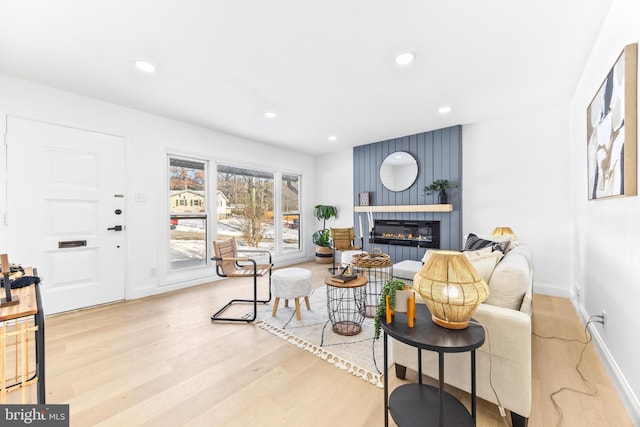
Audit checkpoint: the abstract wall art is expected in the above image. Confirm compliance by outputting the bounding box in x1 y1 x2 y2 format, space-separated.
587 43 637 200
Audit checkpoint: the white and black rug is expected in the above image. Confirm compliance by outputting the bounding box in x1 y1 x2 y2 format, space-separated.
251 287 385 388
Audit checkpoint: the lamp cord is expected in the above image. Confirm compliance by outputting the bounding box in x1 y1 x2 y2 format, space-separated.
469 320 510 427
532 315 601 427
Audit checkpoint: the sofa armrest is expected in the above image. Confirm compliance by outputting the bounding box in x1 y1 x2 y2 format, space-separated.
471 303 531 362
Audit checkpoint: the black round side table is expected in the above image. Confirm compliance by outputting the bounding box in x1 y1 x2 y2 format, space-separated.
324 276 368 336
381 303 485 427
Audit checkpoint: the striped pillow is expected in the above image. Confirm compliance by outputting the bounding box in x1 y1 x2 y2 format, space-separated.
464 233 511 253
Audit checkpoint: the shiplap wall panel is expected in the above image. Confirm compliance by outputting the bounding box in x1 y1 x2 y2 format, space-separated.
353 125 462 263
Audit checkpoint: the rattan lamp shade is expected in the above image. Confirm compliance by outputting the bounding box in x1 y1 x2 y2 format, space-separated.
491 227 517 238
413 250 489 329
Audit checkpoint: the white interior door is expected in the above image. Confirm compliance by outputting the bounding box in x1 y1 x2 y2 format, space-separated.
6 117 125 314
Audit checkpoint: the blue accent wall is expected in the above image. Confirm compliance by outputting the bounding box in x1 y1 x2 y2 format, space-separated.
353 125 462 263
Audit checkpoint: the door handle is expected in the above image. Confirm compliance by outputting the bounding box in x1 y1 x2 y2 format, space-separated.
107 225 123 231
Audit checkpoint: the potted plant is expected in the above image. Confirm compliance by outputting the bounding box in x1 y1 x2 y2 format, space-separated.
424 179 459 204
312 204 337 264
374 279 408 339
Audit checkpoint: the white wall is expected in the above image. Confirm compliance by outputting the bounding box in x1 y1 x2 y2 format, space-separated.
0 75 316 299
569 0 640 421
463 107 573 296
314 148 354 229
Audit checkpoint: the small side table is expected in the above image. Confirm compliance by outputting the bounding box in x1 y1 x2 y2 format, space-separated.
0 271 45 404
352 256 393 318
324 276 368 336
382 304 484 427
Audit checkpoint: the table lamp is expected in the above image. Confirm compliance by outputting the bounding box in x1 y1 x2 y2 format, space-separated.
413 250 489 329
491 227 517 238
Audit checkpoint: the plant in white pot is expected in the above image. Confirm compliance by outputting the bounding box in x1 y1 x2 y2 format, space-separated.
374 279 410 339
312 204 337 264
424 179 459 204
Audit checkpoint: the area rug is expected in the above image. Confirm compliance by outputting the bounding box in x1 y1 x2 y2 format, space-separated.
251 287 385 388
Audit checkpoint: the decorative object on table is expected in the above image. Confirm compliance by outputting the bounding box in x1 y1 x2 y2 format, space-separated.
352 248 391 268
491 226 517 238
358 192 370 206
1 254 20 307
424 179 459 204
374 278 407 339
385 288 415 328
413 250 489 329
312 204 337 264
331 263 358 283
587 43 637 200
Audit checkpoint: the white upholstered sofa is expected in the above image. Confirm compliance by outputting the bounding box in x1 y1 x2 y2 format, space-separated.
391 240 533 427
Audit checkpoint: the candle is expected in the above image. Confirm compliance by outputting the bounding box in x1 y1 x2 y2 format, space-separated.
359 215 363 238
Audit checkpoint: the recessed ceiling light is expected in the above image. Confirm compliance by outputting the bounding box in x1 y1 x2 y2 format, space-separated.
395 52 415 66
328 135 337 141
134 60 156 73
438 106 453 114
264 112 277 119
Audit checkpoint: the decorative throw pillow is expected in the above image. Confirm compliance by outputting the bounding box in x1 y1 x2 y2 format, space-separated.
485 253 530 310
462 246 493 258
464 250 503 283
464 233 511 253
421 249 434 263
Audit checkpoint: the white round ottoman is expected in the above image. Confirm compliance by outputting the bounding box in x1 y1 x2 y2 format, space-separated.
271 268 312 320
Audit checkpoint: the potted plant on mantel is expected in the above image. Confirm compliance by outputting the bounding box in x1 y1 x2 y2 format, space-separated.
312 204 337 264
424 179 459 204
374 279 409 339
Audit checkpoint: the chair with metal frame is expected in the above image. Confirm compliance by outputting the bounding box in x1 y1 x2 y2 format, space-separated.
329 227 363 273
211 238 272 323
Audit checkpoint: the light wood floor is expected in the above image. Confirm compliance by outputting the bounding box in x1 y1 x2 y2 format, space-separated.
42 261 632 426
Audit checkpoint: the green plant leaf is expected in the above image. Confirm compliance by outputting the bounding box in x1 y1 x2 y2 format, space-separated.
374 279 408 339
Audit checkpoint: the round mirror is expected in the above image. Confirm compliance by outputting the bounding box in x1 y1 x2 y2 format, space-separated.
379 151 418 192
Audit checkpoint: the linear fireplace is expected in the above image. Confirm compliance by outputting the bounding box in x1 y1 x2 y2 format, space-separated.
370 219 440 248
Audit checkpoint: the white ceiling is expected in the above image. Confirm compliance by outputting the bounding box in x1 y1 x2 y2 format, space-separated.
0 1 613 156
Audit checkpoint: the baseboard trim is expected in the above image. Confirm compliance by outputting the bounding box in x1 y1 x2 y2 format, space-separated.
533 281 570 298
572 298 640 426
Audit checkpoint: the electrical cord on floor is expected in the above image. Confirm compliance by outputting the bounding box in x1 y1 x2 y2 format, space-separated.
469 320 510 427
532 315 603 427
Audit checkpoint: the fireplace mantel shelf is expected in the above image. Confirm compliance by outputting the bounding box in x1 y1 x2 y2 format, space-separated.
354 204 453 213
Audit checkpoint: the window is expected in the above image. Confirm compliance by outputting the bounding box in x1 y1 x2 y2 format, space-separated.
169 157 208 270
282 174 300 252
217 165 274 250
216 165 301 256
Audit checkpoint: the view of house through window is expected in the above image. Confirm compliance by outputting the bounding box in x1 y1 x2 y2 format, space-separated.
169 157 208 270
217 165 301 254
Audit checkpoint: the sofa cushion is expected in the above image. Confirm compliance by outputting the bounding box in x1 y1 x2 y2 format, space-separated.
462 246 493 258
486 252 530 310
393 260 423 280
464 249 503 283
464 233 511 253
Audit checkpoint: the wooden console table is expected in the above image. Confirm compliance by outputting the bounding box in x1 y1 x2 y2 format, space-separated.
0 267 45 404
